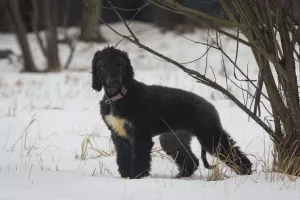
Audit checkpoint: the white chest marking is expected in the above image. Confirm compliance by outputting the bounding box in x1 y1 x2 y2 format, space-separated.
104 114 128 138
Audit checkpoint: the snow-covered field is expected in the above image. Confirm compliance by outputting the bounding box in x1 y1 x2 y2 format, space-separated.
0 22 299 199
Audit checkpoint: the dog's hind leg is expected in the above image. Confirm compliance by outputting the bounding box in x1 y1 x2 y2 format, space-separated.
159 131 199 178
201 148 216 170
195 123 252 175
111 132 132 178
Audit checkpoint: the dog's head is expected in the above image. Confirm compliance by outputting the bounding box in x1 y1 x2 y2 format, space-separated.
92 46 134 96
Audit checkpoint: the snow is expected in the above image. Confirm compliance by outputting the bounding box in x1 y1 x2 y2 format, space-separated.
0 22 299 199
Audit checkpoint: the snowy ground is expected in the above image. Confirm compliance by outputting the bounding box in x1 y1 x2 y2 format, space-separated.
0 22 299 199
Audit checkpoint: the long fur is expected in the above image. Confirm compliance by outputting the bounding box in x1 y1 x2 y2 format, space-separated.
159 131 215 178
92 46 252 179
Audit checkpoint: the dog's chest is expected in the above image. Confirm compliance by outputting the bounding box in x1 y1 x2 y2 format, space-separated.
104 114 129 138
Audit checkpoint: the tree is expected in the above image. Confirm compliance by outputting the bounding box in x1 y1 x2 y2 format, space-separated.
101 0 300 175
43 0 61 72
7 0 37 72
6 0 63 72
79 0 106 42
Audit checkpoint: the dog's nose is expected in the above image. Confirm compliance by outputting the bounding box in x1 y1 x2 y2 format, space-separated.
106 77 121 86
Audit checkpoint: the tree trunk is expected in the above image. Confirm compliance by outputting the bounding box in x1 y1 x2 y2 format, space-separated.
7 0 37 72
79 0 106 42
43 0 61 72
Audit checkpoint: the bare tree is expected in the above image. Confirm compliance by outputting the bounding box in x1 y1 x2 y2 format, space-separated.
99 0 300 175
7 0 37 72
80 0 106 42
32 0 75 71
6 0 63 72
43 0 61 72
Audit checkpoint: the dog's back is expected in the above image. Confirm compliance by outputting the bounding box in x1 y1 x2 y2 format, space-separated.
139 83 221 134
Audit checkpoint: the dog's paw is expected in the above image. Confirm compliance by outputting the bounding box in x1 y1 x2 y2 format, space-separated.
207 165 216 170
175 172 192 178
119 169 131 179
130 171 151 179
121 175 131 179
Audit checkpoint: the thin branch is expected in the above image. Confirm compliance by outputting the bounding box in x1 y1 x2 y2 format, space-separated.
233 29 241 81
179 47 211 65
172 31 218 50
253 70 264 117
128 0 152 25
107 0 139 42
209 65 216 82
204 29 210 77
151 0 253 48
206 32 270 104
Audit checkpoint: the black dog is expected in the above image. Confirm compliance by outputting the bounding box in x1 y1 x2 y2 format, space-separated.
92 46 252 179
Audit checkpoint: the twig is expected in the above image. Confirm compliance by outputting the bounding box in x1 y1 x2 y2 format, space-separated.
107 0 139 42
172 31 218 50
233 29 241 81
204 29 210 76
179 46 211 65
253 70 264 117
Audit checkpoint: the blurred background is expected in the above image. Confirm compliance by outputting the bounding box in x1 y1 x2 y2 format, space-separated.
0 0 224 32
0 0 228 72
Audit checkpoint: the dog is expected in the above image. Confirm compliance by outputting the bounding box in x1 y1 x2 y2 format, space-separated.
92 46 252 179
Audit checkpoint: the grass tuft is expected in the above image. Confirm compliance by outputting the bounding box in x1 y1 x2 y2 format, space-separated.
80 132 115 160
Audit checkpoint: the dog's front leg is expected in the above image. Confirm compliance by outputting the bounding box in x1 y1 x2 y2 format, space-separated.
130 133 153 179
111 132 132 178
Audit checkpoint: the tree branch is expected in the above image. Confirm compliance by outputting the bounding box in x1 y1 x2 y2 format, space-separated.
107 0 139 42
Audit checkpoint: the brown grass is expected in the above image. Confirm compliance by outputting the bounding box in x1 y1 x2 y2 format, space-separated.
80 133 115 160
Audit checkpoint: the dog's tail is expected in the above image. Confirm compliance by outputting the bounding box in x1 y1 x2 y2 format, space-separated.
215 130 252 175
197 129 252 175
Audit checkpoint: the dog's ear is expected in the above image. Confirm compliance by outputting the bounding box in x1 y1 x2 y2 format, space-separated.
91 50 102 92
127 64 134 80
122 51 135 80
92 71 102 92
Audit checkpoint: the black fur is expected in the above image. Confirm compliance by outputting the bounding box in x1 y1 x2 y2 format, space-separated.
159 131 215 178
92 46 252 179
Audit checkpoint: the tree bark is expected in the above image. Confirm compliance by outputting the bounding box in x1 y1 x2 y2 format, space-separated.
43 0 61 72
7 0 37 72
79 0 106 42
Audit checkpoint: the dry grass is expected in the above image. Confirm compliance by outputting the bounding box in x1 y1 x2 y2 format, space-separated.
271 142 300 180
80 132 115 160
10 115 37 151
207 160 229 181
